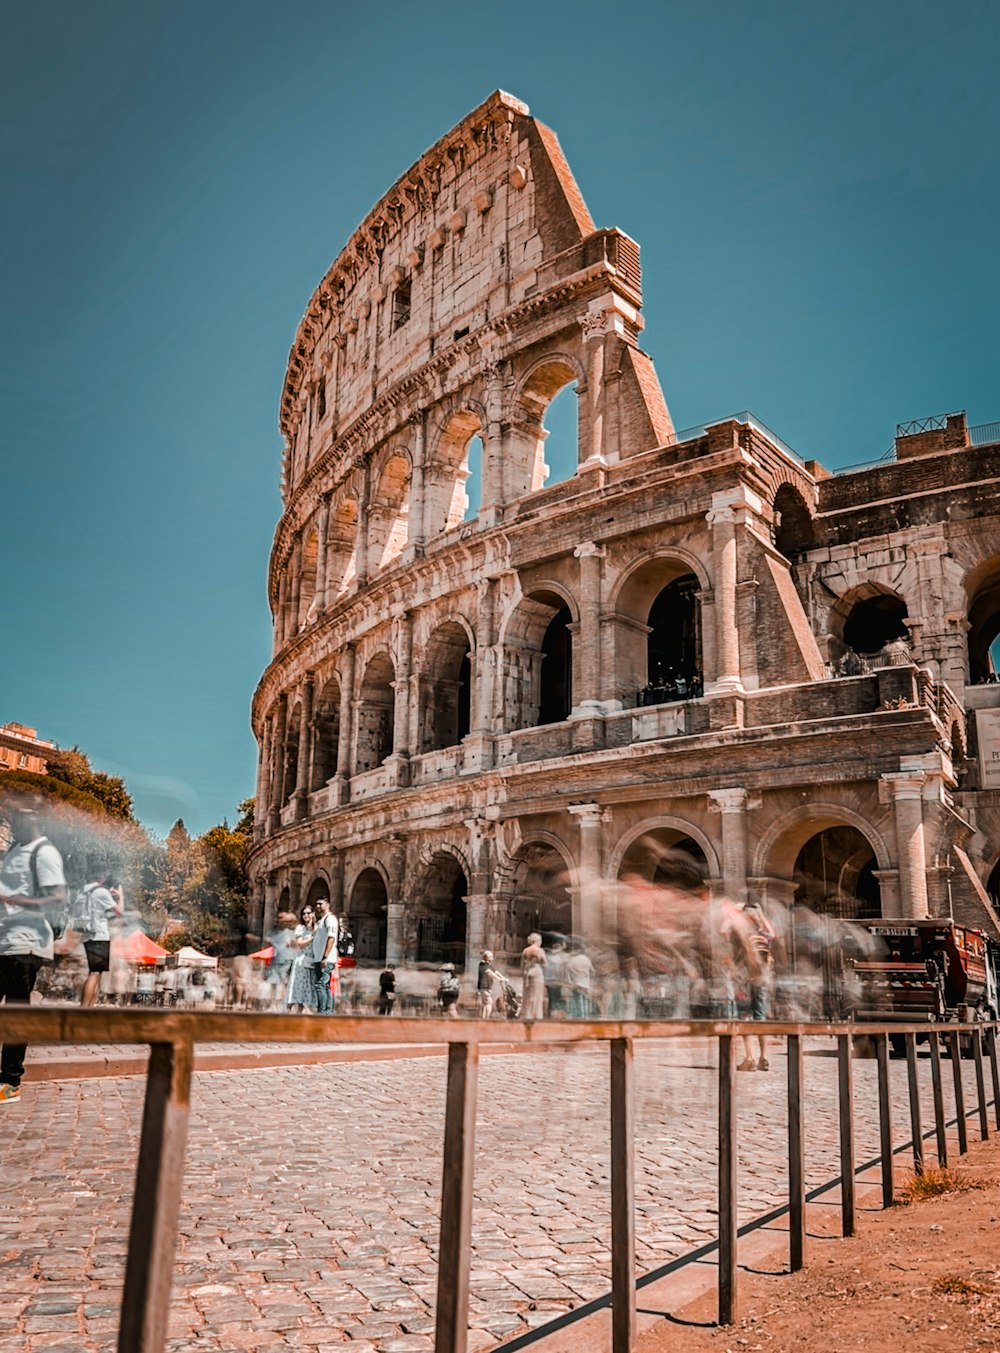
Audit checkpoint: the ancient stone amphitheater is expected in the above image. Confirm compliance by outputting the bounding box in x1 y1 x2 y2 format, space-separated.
247 91 1000 970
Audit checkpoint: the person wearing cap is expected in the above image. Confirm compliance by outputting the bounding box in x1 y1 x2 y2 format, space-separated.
476 949 503 1020
0 801 67 1104
437 962 460 1017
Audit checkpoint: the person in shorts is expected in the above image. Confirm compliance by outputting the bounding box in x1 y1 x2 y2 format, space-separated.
737 901 777 1071
73 867 125 1007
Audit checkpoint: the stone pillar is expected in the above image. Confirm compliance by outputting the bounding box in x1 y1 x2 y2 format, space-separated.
388 609 412 784
568 803 606 941
315 493 331 616
572 541 605 713
883 771 930 918
408 413 426 549
333 644 356 803
267 695 288 832
464 817 495 972
708 787 749 905
329 852 345 916
288 533 303 636
292 675 314 820
386 902 405 966
261 875 279 940
253 715 271 839
480 352 504 522
706 502 741 692
385 834 407 964
356 457 373 585
579 310 607 471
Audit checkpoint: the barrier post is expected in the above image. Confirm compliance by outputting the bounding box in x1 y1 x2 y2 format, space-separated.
948 1031 968 1155
787 1034 805 1271
973 1027 989 1141
118 1038 193 1353
610 1038 636 1353
837 1033 855 1237
989 1026 1000 1131
875 1034 894 1207
718 1034 738 1326
929 1034 948 1167
904 1033 924 1176
434 1040 479 1353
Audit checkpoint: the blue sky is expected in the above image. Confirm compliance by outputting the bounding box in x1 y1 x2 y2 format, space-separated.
2 1 998 836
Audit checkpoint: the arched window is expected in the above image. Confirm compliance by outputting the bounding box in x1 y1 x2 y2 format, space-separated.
505 842 573 943
369 453 410 571
356 654 395 773
420 622 471 752
773 484 816 558
347 868 388 964
414 855 468 967
541 383 578 487
842 592 908 656
297 529 319 629
327 497 358 600
619 829 709 885
510 360 579 498
310 677 340 789
793 826 880 919
539 606 573 724
503 590 577 731
283 706 300 805
426 410 483 536
968 564 1000 684
463 435 484 522
644 574 702 704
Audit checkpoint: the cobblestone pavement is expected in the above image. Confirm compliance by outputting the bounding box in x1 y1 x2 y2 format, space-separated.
0 1038 989 1351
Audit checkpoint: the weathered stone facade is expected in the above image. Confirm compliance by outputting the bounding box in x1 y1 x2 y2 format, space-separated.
247 91 1000 967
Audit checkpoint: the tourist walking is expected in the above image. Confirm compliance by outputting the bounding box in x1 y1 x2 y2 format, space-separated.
520 931 547 1020
565 942 596 1019
70 866 125 1008
437 962 460 1016
286 903 317 1012
0 800 67 1104
737 901 777 1071
476 950 503 1019
378 963 397 1015
311 897 339 1014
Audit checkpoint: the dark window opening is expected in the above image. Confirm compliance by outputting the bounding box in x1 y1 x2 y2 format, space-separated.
843 595 908 656
392 280 411 331
453 326 469 341
316 380 326 421
642 574 702 704
539 606 572 725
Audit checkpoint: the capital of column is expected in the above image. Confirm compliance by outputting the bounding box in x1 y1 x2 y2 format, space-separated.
881 770 927 801
573 541 606 560
568 802 609 826
708 787 748 814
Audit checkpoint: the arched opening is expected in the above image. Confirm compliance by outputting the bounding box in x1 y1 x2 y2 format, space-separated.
643 574 702 704
968 564 1000 684
414 854 468 967
277 885 291 912
327 497 358 600
463 436 484 523
793 826 881 919
356 653 395 773
298 530 319 629
426 411 483 536
370 453 410 571
305 877 331 910
310 677 341 789
509 360 579 498
283 705 301 805
347 868 388 964
773 484 816 558
503 590 576 731
419 622 472 752
841 590 909 657
505 842 573 945
618 829 709 885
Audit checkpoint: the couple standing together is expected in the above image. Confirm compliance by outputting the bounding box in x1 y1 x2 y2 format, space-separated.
286 897 339 1013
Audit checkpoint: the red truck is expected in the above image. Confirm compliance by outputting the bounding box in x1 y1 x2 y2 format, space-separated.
850 918 998 1055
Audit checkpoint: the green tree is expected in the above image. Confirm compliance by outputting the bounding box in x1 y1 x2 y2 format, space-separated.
46 746 135 822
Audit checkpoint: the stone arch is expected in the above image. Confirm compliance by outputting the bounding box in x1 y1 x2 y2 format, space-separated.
752 802 891 883
508 353 583 496
501 585 578 731
283 700 302 805
773 483 817 557
310 673 341 788
965 555 1000 683
411 850 469 967
611 553 707 704
418 618 474 752
304 874 333 911
609 816 721 882
425 408 485 536
346 865 388 963
356 651 395 772
495 833 576 945
327 494 359 599
369 449 410 572
829 583 909 659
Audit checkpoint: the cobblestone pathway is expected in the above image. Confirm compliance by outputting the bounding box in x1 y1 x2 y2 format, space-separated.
0 1039 988 1351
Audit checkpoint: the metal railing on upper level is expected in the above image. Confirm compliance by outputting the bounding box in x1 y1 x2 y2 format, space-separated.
834 418 1000 475
0 1008 997 1353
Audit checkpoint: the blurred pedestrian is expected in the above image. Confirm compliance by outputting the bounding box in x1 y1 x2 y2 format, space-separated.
311 897 339 1014
566 942 596 1019
521 931 547 1020
0 800 67 1104
437 962 460 1017
738 901 777 1071
70 866 125 1008
476 950 503 1019
378 962 397 1015
286 903 318 1012
544 938 568 1018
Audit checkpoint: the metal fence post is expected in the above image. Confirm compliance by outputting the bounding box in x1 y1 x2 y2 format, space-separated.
718 1034 738 1326
904 1034 923 1176
875 1034 894 1208
990 1026 1000 1131
837 1033 855 1237
948 1031 968 1155
118 1039 193 1353
434 1040 479 1353
787 1034 805 1271
610 1038 636 1353
929 1033 948 1167
973 1026 989 1141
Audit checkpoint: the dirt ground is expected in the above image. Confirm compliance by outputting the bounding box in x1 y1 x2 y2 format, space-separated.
637 1134 1000 1353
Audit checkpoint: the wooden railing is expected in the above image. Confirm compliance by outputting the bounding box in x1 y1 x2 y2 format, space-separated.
2 1009 998 1353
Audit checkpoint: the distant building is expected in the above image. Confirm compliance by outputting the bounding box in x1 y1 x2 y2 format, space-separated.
0 723 55 777
247 91 1000 967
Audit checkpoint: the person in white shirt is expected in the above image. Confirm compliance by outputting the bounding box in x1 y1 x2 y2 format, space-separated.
310 897 339 1014
72 866 125 1008
0 800 67 1104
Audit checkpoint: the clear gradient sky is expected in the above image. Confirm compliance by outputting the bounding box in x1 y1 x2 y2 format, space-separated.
3 1 998 837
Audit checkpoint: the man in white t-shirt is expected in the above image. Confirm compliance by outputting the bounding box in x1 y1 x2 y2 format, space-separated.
72 866 126 1008
0 801 67 1104
310 897 339 1014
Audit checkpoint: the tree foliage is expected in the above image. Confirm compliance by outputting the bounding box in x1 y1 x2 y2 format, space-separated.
46 746 135 822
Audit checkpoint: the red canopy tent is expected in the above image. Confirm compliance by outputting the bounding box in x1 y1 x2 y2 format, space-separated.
248 945 274 963
112 930 168 964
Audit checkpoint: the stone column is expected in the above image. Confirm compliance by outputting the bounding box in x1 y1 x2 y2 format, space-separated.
329 852 345 916
389 608 412 784
253 715 271 839
572 542 605 713
883 771 930 918
708 787 749 905
408 413 426 549
333 644 356 804
385 834 407 963
261 875 279 941
267 695 288 832
568 803 606 941
354 457 371 584
579 310 608 471
479 343 505 520
464 817 495 971
292 675 314 821
288 533 303 636
706 502 741 692
315 493 331 616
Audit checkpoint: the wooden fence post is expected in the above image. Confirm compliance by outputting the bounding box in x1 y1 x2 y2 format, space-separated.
610 1038 636 1353
973 1026 989 1141
904 1033 923 1176
875 1034 894 1208
837 1033 855 1237
787 1034 805 1271
949 1031 968 1155
929 1034 948 1167
989 1026 1000 1131
718 1035 738 1326
434 1040 479 1353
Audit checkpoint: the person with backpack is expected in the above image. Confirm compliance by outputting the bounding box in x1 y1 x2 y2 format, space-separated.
70 866 125 1008
0 799 67 1104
